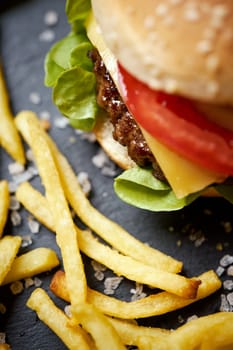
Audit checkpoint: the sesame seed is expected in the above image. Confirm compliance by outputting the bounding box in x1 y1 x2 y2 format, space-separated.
183 8 200 22
196 40 213 54
144 16 155 29
155 3 168 16
207 81 219 96
206 55 219 72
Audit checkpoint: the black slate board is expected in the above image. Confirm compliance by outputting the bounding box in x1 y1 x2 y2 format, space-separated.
0 0 233 349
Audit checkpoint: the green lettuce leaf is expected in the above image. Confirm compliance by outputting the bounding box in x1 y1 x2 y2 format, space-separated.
66 0 91 23
114 167 201 211
53 66 97 131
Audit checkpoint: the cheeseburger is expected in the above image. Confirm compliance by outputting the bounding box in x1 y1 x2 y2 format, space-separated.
45 0 233 211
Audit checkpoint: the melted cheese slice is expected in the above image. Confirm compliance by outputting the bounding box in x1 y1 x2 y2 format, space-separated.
86 13 225 198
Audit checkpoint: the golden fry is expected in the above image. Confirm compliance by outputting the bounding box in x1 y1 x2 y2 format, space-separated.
3 248 59 285
0 65 25 164
0 235 22 285
0 180 10 238
50 270 220 319
16 182 54 232
165 312 233 349
15 110 86 306
71 302 127 350
27 288 91 350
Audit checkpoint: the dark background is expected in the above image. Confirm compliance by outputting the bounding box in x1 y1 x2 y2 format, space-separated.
0 0 233 348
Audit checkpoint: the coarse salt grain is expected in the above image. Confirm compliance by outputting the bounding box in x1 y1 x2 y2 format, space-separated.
91 260 106 272
54 116 69 128
8 162 24 176
10 210 21 226
21 235 32 248
26 149 35 162
29 92 41 105
24 278 34 288
186 315 198 322
226 292 233 306
9 181 18 194
92 149 109 168
77 172 92 196
64 305 72 318
10 281 24 295
39 29 55 42
104 276 123 295
220 254 233 267
223 280 233 291
219 294 231 312
216 266 225 277
39 110 51 120
227 265 233 277
34 277 42 287
44 10 59 27
10 196 20 211
28 218 40 234
12 166 38 185
94 271 105 281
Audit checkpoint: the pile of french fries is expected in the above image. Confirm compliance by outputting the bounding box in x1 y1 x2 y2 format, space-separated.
1 65 233 349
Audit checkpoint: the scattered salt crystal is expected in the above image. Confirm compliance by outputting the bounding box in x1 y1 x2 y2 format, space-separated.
0 333 6 343
28 218 40 234
29 92 41 105
77 130 96 143
39 110 51 120
77 172 91 196
10 281 24 295
203 208 212 215
216 266 225 277
223 280 233 291
44 10 59 26
92 149 108 168
34 277 42 287
64 305 72 318
130 283 147 301
0 304 6 315
219 294 231 312
54 116 69 128
101 164 118 177
10 210 21 226
12 166 38 185
227 266 233 277
21 235 32 248
24 278 34 288
69 136 76 144
39 29 55 42
8 162 24 175
104 276 123 295
194 236 206 247
91 260 106 272
10 196 20 210
220 254 233 267
226 292 233 306
177 315 185 324
186 315 198 322
94 271 105 281
9 181 18 193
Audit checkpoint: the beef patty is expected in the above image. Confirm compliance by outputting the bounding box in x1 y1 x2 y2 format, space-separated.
89 49 167 182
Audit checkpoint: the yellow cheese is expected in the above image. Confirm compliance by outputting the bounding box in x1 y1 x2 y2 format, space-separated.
141 128 224 198
86 12 225 198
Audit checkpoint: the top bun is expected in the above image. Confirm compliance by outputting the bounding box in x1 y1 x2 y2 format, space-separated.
91 0 233 105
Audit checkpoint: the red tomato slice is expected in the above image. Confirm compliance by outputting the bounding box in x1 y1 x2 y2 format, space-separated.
118 64 233 176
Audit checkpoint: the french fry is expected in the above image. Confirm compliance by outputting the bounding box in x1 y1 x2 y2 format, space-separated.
162 312 233 349
3 248 59 285
50 270 220 319
0 65 25 164
16 182 54 232
0 235 22 285
15 177 199 298
107 317 169 347
15 110 181 273
15 110 86 306
71 302 127 350
0 180 10 238
27 288 91 350
0 345 11 350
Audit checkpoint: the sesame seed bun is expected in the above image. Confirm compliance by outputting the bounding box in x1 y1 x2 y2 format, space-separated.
91 0 233 105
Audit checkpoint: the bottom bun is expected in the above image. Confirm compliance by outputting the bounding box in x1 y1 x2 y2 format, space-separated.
94 114 221 199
